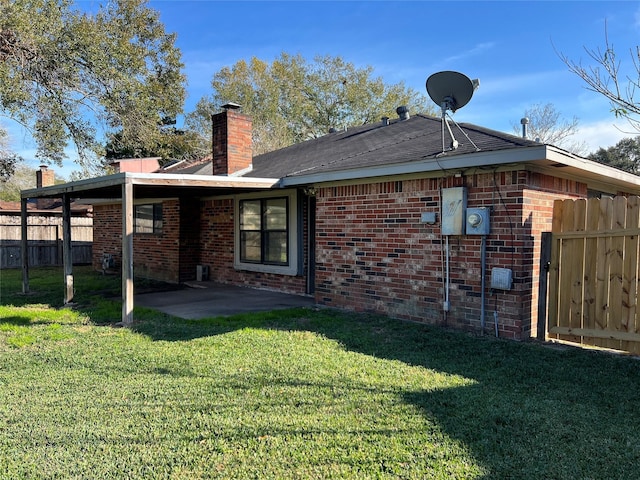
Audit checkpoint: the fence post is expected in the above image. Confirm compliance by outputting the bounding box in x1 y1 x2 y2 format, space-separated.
537 232 552 340
122 179 134 326
62 194 74 304
21 198 29 294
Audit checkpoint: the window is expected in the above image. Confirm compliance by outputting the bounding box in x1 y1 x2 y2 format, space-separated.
135 203 163 234
235 190 299 276
239 197 288 265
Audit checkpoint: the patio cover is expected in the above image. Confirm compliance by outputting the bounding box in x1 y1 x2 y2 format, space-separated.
20 172 280 325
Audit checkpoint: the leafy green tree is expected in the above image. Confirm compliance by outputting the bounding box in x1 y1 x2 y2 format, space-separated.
0 127 20 182
512 103 588 155
187 53 434 155
0 0 186 175
0 163 36 201
104 125 209 166
588 136 640 174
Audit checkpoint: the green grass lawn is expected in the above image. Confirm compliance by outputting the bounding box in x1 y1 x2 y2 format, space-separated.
1 266 640 479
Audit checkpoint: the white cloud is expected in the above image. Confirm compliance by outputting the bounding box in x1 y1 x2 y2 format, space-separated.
443 42 496 65
573 119 635 152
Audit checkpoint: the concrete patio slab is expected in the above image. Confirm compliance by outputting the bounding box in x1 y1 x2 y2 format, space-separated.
134 282 315 319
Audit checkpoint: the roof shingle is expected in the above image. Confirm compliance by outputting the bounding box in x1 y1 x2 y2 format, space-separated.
246 114 540 179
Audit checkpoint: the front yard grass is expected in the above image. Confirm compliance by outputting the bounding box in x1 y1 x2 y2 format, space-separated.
1 266 640 478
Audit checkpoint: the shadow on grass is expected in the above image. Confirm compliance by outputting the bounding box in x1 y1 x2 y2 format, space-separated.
0 315 31 326
5 266 640 478
129 309 640 479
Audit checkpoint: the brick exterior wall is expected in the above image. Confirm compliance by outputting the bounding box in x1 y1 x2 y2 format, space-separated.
91 167 592 339
93 200 196 283
198 197 308 294
313 169 586 340
93 195 308 294
92 203 122 272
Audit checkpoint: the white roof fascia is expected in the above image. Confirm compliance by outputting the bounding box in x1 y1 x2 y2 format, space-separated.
280 144 640 189
280 145 550 187
22 172 127 198
126 172 280 187
21 172 280 199
543 148 640 188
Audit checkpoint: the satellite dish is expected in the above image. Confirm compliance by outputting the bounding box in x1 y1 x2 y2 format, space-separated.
426 71 479 113
425 71 480 153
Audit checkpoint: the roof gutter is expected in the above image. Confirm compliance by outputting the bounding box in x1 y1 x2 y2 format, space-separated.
279 145 640 192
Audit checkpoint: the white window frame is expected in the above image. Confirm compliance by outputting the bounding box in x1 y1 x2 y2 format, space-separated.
234 189 298 275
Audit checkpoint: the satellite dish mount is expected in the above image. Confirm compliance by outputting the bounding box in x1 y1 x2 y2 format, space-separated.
426 71 480 154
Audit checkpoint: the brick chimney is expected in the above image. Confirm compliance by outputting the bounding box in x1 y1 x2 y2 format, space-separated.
211 102 253 175
36 165 55 188
36 165 55 210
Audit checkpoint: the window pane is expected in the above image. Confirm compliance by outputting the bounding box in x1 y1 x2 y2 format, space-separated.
153 204 163 233
265 231 288 264
264 198 287 230
240 200 261 230
241 231 261 262
135 205 154 233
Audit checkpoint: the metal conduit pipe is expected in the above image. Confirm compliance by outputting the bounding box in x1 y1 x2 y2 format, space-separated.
480 234 487 334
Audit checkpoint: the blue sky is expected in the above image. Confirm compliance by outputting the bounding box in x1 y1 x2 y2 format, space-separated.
7 0 640 178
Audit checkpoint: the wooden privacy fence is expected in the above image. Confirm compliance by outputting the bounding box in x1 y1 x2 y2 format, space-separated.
548 196 640 354
0 223 93 269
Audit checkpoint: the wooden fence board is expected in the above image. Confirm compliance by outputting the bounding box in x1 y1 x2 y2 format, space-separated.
547 199 564 339
0 224 93 269
594 197 614 349
605 197 627 351
582 197 601 345
622 197 640 353
549 195 640 354
558 199 581 343
558 200 585 343
570 199 587 334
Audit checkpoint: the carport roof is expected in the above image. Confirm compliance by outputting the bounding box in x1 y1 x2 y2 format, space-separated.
21 171 280 201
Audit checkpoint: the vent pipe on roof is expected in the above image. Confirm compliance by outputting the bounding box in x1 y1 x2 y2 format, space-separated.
520 117 529 139
381 116 389 126
396 106 410 121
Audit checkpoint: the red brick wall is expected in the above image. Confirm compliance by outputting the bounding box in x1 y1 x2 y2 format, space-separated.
133 200 181 283
93 195 308 294
92 201 184 283
198 197 308 294
314 170 588 339
92 203 122 272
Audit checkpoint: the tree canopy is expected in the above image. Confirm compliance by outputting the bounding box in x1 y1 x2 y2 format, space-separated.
0 127 20 182
0 163 40 201
512 103 588 155
186 53 434 155
0 0 186 175
104 125 209 166
558 23 640 133
588 136 640 175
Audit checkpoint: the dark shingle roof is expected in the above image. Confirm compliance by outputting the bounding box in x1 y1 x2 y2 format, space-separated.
246 114 541 179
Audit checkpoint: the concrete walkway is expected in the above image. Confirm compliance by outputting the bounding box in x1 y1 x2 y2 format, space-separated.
134 282 315 319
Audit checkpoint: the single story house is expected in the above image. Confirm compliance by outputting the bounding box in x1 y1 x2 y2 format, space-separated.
21 104 640 338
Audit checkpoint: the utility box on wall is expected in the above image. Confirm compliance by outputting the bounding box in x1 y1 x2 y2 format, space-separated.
441 187 467 235
491 267 513 290
466 207 491 235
